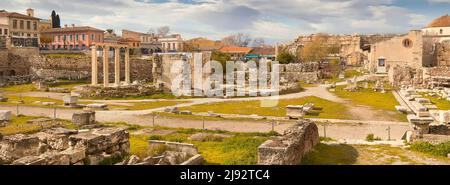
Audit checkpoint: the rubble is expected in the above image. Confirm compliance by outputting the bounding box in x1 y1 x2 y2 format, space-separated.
72 111 96 126
0 126 130 165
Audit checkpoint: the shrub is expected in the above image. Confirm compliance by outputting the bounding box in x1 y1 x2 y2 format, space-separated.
410 141 450 157
365 134 381 142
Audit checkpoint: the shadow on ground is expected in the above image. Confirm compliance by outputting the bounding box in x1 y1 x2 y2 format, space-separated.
301 143 359 165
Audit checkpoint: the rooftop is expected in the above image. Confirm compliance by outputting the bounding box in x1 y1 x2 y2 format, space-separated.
0 10 40 20
41 26 104 33
427 14 450 28
219 46 253 54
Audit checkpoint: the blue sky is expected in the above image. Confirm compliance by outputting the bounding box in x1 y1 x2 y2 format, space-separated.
1 0 449 44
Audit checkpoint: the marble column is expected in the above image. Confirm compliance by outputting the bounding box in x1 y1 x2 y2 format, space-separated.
114 47 120 86
125 47 130 84
91 46 98 85
103 46 110 87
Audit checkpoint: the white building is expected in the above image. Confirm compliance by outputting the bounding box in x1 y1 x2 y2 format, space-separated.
422 14 450 42
159 34 183 52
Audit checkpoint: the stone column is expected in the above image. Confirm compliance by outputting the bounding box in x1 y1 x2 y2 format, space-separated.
114 47 121 86
125 47 130 84
91 46 98 85
103 46 110 87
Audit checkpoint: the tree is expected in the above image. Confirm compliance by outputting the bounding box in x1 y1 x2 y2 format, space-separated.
252 37 265 47
157 26 170 37
211 50 232 71
147 28 156 34
277 51 296 64
106 29 114 34
55 14 61 28
300 33 338 62
221 33 252 47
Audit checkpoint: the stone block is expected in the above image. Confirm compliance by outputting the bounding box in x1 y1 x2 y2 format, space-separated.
0 134 40 163
257 120 319 165
0 110 12 121
72 111 96 126
60 148 86 164
12 156 47 165
63 95 78 106
85 104 108 110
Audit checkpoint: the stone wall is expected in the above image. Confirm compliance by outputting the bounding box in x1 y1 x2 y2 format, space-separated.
78 84 162 98
436 41 450 67
429 125 450 135
258 120 319 165
29 55 153 82
0 127 130 165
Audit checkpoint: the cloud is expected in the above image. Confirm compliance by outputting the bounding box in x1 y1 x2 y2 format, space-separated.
1 0 446 44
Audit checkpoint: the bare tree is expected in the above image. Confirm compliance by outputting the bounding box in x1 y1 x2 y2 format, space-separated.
252 37 265 47
221 33 252 47
157 26 170 37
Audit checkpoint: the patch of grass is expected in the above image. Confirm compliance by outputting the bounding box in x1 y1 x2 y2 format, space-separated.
83 93 194 100
43 53 85 59
332 85 406 121
193 137 267 165
109 101 189 111
0 115 76 136
422 95 450 110
344 69 363 78
301 144 359 165
0 84 36 93
179 96 352 119
0 95 64 108
410 141 450 157
365 133 382 142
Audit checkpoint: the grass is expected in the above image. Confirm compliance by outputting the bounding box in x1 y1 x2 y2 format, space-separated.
179 96 352 120
0 95 63 108
0 115 76 136
302 144 450 165
410 141 450 157
422 94 450 110
344 69 363 78
0 84 36 93
331 83 407 121
82 93 195 100
128 125 274 165
109 101 189 111
43 53 85 59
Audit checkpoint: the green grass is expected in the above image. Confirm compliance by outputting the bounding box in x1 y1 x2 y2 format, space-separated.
344 69 363 78
179 96 352 119
422 95 450 110
301 144 359 165
0 115 76 136
332 84 406 121
410 141 450 157
0 84 36 93
0 95 63 108
43 53 85 59
109 101 189 111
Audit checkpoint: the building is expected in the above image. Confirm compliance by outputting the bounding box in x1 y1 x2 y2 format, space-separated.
184 37 224 51
122 29 161 54
0 9 40 48
219 46 253 61
422 14 450 42
159 34 184 52
41 24 104 50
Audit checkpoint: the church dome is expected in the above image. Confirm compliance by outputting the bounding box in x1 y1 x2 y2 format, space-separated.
427 14 450 28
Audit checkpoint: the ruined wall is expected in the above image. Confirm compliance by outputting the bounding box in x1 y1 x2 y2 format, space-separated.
29 55 153 82
258 120 319 165
436 41 450 67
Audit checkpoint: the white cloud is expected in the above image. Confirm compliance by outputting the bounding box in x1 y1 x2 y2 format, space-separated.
0 0 443 44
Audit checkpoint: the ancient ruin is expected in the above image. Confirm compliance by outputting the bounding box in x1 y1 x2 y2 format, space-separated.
258 120 319 165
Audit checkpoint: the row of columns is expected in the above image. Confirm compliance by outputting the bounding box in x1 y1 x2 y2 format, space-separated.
91 45 131 87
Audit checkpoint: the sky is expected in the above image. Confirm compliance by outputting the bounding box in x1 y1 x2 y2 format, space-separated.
1 0 449 44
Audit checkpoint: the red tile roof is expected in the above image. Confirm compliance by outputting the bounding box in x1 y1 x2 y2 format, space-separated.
0 11 40 20
427 14 450 28
219 46 253 54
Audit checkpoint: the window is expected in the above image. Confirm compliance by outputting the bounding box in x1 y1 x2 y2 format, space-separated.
4 29 7 35
27 33 30 37
0 29 2 35
26 21 31 30
76 34 79 41
402 39 412 48
70 35 73 41
12 20 17 29
91 34 94 41
33 22 37 30
20 20 24 29
58 35 61 41
63 35 66 41
440 29 443 35
82 34 85 41
378 58 386 67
